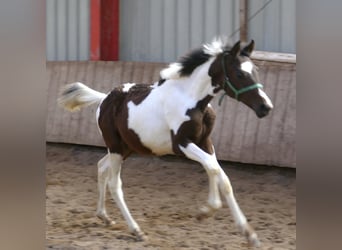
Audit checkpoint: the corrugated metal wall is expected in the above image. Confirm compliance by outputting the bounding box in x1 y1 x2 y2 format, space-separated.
249 0 296 53
45 0 296 61
46 0 90 61
120 0 240 63
120 0 296 63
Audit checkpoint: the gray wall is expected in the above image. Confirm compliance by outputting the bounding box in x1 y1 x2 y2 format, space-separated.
249 0 296 53
120 0 296 63
46 0 296 62
120 0 240 62
46 0 90 61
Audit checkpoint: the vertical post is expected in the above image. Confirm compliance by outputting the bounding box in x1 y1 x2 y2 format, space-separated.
101 0 120 60
90 0 101 60
90 0 120 61
239 0 248 42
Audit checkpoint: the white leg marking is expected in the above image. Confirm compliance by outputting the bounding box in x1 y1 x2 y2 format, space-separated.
106 153 144 239
180 143 222 211
181 143 260 246
217 168 247 225
96 154 114 225
217 168 260 247
180 143 220 174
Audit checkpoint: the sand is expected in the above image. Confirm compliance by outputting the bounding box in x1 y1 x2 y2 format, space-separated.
46 143 296 250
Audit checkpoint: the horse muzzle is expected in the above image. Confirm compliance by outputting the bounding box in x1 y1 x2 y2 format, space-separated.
255 103 272 118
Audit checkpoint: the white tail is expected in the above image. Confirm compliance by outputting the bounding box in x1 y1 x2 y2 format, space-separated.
58 82 107 112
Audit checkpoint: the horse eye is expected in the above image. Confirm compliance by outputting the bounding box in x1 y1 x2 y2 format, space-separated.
237 71 244 79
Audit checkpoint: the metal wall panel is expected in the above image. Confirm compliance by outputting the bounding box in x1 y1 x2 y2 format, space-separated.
46 0 295 61
248 0 296 53
120 0 240 63
46 0 90 61
120 0 296 63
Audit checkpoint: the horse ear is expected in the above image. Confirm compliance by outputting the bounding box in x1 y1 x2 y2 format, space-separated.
242 40 255 57
230 41 241 57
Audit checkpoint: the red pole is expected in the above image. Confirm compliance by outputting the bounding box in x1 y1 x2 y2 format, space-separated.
90 0 119 61
101 0 119 60
90 0 101 60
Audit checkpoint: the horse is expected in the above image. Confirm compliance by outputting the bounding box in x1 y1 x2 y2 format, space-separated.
58 39 273 247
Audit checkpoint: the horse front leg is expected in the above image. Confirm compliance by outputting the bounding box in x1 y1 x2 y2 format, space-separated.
181 142 260 247
179 142 222 216
217 167 261 247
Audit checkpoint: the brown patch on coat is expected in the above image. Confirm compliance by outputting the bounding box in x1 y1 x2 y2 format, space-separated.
208 53 225 93
98 84 154 157
171 95 216 155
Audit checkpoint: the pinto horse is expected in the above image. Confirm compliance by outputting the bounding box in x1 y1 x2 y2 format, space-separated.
58 39 273 247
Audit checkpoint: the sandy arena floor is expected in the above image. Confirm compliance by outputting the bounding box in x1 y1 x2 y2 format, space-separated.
46 143 296 250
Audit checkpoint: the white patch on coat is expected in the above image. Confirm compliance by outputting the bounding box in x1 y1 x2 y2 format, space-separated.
122 83 136 92
95 97 106 136
160 38 226 80
127 58 216 155
96 105 101 134
179 143 220 173
203 37 225 56
160 63 182 80
240 61 254 74
179 143 222 209
258 89 274 108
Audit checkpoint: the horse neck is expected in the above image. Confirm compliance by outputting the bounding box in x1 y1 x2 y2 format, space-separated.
180 57 216 101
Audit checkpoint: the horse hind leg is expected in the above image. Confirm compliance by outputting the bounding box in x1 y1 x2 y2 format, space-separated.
106 153 146 241
96 154 115 225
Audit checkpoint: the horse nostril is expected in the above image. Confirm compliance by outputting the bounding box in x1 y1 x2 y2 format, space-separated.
260 103 271 112
257 104 271 118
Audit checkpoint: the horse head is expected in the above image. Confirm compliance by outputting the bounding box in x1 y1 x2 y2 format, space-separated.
209 40 273 118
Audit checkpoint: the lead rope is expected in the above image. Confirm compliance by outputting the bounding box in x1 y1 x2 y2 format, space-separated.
218 92 226 106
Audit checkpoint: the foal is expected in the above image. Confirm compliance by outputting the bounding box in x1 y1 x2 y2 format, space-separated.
58 39 273 247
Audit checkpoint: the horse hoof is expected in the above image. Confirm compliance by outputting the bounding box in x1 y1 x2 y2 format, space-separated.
105 220 116 226
247 234 261 248
96 212 115 226
241 223 261 248
132 229 148 241
196 205 215 220
196 212 209 221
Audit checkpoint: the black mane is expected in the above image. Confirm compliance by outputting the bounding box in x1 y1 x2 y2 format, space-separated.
178 48 212 77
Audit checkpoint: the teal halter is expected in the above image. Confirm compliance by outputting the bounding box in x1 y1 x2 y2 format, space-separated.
218 53 263 106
